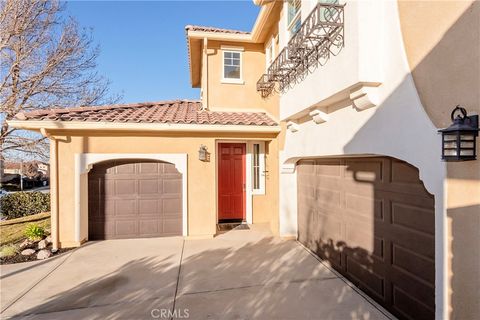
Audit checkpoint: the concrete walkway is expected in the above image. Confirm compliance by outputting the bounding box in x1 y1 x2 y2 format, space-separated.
0 225 393 320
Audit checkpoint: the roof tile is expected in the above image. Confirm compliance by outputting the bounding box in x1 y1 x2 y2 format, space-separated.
15 100 277 127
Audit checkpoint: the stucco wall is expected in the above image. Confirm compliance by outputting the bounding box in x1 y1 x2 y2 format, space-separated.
277 0 447 318
52 131 279 247
205 40 279 118
398 1 480 319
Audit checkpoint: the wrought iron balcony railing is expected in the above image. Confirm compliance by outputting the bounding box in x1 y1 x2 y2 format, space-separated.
257 2 345 98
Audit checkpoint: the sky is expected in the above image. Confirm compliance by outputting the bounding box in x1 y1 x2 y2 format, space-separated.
64 1 259 103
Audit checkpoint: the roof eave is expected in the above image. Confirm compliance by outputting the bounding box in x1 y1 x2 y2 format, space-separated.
7 120 281 134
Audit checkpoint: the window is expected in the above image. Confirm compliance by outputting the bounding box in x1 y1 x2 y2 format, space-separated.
252 142 265 195
223 50 242 82
287 0 301 37
319 0 339 22
265 36 276 70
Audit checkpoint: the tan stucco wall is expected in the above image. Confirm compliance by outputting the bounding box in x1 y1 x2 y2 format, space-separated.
205 40 279 119
51 130 279 247
398 1 480 319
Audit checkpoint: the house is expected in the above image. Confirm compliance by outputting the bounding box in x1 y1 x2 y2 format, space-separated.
7 1 479 319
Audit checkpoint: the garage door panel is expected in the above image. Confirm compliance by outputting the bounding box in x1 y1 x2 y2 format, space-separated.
315 187 341 208
345 194 384 220
344 159 384 183
345 256 385 299
392 244 435 284
163 198 181 215
89 160 182 240
163 218 183 235
315 159 342 176
139 179 160 194
163 179 182 194
139 219 160 235
138 199 160 215
393 285 435 320
391 202 435 236
114 199 136 216
297 157 435 320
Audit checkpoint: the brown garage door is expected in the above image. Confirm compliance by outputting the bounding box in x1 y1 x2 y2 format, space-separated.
297 157 435 320
88 160 182 240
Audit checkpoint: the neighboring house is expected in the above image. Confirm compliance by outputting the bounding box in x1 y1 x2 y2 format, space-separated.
3 162 22 175
7 1 479 320
2 161 49 179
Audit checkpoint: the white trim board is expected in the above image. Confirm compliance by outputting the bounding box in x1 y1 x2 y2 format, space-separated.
74 153 188 241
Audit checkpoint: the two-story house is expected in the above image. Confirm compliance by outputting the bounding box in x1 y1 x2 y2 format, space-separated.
7 1 479 319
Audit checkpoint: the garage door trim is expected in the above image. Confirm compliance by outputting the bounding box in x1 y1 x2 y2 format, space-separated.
75 153 188 241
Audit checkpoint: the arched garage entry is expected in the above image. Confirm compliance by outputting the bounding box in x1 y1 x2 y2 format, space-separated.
296 156 435 320
88 159 182 240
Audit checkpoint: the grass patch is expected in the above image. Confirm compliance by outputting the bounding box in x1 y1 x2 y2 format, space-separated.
0 212 50 246
0 244 18 258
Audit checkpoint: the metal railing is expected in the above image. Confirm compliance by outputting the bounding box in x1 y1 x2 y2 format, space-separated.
257 2 345 97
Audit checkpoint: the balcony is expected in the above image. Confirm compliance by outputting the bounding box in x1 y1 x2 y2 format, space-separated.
257 2 345 98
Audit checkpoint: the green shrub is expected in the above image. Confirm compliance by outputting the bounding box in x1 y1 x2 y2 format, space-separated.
0 244 18 258
24 224 45 241
0 192 50 220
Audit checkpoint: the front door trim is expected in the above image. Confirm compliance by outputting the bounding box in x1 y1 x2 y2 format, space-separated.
215 140 252 224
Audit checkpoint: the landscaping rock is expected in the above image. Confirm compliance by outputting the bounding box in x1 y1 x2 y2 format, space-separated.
21 249 36 256
36 249 51 260
45 235 52 244
37 240 48 249
19 239 33 249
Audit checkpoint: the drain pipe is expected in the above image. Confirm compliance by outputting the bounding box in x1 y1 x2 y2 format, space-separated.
41 128 59 251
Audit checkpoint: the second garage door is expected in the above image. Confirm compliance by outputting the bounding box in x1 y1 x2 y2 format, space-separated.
297 157 435 320
88 159 182 240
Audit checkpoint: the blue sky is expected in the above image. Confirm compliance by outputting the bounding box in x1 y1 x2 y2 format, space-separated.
64 1 259 103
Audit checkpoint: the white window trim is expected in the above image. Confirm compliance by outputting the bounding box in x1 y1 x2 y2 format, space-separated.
221 48 244 84
251 141 266 195
265 36 275 72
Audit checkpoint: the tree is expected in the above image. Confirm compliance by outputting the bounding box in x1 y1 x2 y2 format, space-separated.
0 0 120 161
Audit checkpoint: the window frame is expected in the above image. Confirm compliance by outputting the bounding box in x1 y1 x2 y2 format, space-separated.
265 36 276 71
287 0 302 38
221 46 244 84
251 141 266 195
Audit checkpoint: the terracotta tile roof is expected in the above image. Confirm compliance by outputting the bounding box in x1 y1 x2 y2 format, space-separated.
185 25 250 35
14 100 277 126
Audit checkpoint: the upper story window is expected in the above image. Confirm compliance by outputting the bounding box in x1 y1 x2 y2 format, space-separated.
265 36 275 70
287 0 301 37
222 47 243 84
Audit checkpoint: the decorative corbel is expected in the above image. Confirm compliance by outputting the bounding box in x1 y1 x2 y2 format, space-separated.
286 121 299 133
350 86 380 110
309 109 329 124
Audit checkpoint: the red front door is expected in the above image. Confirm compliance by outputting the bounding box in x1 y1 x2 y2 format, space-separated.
218 143 246 221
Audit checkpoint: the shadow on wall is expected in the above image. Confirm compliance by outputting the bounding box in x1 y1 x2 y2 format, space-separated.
9 236 384 320
447 204 480 318
342 3 480 319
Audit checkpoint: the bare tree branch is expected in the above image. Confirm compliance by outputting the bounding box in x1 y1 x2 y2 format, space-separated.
0 0 121 161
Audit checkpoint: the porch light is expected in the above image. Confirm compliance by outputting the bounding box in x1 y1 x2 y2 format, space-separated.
438 105 479 161
198 145 209 162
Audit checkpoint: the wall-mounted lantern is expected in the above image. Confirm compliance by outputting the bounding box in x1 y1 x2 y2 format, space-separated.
198 145 210 162
438 105 479 161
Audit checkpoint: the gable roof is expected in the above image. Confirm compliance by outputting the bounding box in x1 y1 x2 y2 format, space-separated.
13 100 277 127
185 25 250 35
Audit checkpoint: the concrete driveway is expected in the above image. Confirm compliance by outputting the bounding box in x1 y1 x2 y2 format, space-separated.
0 225 393 320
